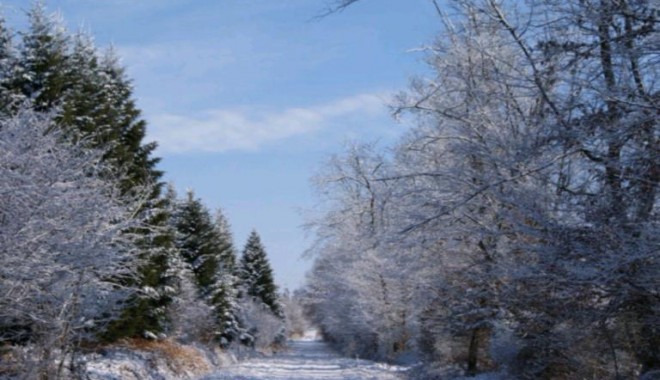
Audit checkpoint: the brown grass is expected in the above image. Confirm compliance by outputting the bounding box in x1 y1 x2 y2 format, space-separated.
116 338 212 376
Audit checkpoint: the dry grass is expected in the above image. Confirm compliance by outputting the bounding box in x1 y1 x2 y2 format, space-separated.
116 338 213 376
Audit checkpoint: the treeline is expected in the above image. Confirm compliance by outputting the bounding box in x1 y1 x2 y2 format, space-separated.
0 5 283 379
302 1 658 379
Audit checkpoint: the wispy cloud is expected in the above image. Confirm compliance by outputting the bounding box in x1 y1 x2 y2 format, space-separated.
148 93 388 154
118 43 237 79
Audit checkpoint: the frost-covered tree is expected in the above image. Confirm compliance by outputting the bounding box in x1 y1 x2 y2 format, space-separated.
303 143 423 361
0 107 147 378
166 250 216 344
280 289 309 339
305 0 658 377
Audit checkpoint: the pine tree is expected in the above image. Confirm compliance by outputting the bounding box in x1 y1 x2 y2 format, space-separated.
102 185 178 341
239 231 282 317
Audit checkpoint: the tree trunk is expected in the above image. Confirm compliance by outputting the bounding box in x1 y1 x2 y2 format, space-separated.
466 328 480 376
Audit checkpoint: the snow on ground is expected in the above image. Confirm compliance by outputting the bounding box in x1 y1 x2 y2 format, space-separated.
201 337 409 380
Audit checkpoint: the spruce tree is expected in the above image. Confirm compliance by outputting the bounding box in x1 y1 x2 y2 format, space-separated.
172 190 241 343
14 3 71 111
209 209 242 345
9 4 162 194
0 17 19 114
175 191 222 291
239 231 282 317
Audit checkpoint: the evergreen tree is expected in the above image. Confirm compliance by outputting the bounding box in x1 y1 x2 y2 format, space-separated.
102 185 178 341
5 3 162 195
64 35 171 341
13 3 71 111
175 190 222 291
209 209 242 345
239 231 282 317
8 4 170 341
172 190 241 343
94 49 162 194
0 16 20 114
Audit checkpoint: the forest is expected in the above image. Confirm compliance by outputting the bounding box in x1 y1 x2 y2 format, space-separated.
0 0 658 379
0 4 291 379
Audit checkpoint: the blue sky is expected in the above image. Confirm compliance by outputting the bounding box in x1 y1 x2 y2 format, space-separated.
2 0 440 289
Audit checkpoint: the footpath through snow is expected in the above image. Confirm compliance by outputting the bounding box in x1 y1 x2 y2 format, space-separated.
202 332 409 380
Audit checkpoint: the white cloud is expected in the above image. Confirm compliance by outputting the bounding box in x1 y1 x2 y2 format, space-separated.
147 93 388 154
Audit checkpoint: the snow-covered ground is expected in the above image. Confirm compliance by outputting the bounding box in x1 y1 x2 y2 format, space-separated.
202 334 409 380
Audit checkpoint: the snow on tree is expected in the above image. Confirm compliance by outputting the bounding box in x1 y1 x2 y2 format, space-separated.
13 3 71 111
304 0 658 378
170 189 242 344
209 208 242 345
239 230 283 318
0 16 21 113
0 4 172 341
0 107 148 378
280 289 309 339
303 143 423 361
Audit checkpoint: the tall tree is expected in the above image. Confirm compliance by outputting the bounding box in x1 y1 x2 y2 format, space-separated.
7 4 170 341
13 3 71 111
175 191 223 292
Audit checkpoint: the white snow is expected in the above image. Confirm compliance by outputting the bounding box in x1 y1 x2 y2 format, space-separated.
202 338 409 380
300 328 321 341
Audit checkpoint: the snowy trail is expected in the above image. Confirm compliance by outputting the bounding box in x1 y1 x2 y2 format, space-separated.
202 338 408 380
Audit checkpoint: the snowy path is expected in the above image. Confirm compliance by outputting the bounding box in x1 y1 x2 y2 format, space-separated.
202 338 408 380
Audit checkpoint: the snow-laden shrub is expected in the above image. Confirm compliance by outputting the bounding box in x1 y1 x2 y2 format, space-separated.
237 299 285 353
280 290 309 339
488 323 521 369
166 256 216 344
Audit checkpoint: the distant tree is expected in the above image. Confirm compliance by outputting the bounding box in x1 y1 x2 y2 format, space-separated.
239 231 282 318
171 190 241 343
280 289 309 339
210 209 242 345
175 190 223 292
